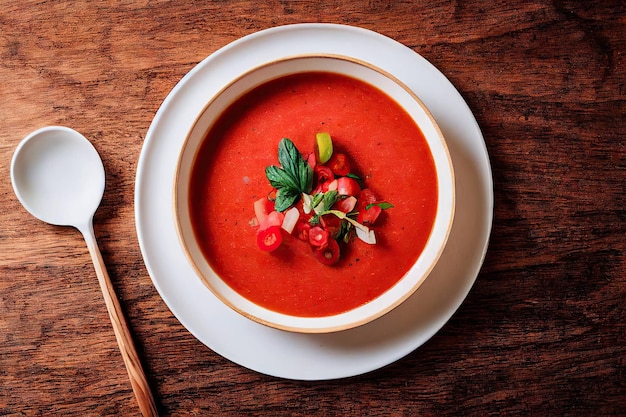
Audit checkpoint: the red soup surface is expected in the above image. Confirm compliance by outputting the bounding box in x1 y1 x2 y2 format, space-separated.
189 71 438 317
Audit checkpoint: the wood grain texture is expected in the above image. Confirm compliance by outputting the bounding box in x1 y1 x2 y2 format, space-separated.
1 0 624 416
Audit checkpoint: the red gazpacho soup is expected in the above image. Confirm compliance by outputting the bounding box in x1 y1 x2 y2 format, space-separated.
189 71 438 317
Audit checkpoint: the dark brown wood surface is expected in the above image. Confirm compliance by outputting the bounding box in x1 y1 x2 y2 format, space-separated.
1 1 624 416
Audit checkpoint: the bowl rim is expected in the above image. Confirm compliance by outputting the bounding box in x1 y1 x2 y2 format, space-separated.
173 53 455 333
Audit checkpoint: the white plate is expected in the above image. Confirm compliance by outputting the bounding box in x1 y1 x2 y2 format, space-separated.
135 23 493 380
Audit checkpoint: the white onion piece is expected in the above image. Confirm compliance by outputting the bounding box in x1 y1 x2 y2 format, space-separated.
356 227 376 244
281 207 300 234
302 193 313 214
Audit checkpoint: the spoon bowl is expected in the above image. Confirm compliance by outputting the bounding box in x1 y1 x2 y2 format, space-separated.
11 126 104 228
10 126 158 417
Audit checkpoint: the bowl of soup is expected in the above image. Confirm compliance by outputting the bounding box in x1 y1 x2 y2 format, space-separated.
174 54 455 333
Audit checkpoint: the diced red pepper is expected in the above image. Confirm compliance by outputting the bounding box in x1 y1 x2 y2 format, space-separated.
334 196 357 213
315 238 340 265
266 210 285 228
357 204 382 226
257 226 283 252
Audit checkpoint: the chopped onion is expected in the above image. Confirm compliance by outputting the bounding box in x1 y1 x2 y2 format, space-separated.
302 193 313 214
313 199 325 215
281 207 300 234
356 227 376 245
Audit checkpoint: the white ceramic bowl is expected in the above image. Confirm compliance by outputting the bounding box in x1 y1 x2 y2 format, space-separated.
174 55 455 333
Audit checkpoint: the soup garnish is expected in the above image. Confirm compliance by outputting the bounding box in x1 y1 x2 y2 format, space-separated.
252 134 393 265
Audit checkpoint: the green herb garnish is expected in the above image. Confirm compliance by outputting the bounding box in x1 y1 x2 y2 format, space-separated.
322 190 338 212
265 138 313 211
366 202 395 210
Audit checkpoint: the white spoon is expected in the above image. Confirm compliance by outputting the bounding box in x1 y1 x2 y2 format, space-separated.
10 126 158 417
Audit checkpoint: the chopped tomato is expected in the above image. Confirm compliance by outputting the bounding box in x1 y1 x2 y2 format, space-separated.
254 197 274 225
327 152 351 176
334 196 357 213
258 210 284 231
315 238 340 265
267 210 284 226
357 204 382 225
322 179 338 193
336 177 361 196
308 226 329 248
304 152 317 169
257 226 283 252
314 165 335 193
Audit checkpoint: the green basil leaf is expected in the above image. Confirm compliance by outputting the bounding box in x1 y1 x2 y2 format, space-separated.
265 165 298 190
277 138 313 193
299 161 313 192
274 187 299 212
277 138 300 179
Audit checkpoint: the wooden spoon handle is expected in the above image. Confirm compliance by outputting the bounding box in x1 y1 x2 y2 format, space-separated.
82 222 159 417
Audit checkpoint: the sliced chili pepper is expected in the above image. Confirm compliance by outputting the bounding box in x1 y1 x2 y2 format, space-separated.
295 221 312 242
315 238 340 265
308 226 329 248
257 225 283 252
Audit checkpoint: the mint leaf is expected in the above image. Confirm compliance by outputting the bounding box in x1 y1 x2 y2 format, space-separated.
299 158 313 192
274 188 300 212
277 138 312 193
265 165 298 190
265 138 314 212
277 139 299 177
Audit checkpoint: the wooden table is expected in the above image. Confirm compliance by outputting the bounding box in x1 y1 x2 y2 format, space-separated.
1 1 624 415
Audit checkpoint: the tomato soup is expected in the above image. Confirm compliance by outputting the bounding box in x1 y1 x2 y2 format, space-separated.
189 72 437 317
